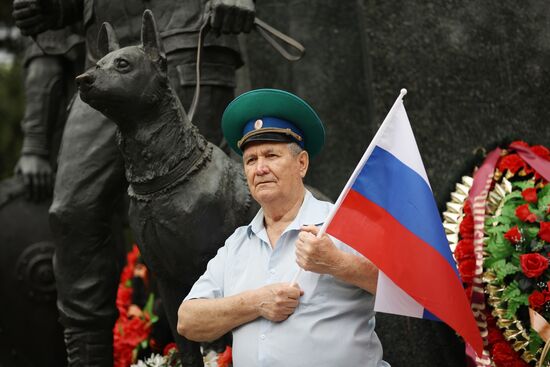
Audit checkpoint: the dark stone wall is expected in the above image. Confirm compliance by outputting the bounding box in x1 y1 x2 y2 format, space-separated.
237 1 550 366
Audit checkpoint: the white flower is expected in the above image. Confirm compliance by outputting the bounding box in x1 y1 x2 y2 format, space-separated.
131 353 168 367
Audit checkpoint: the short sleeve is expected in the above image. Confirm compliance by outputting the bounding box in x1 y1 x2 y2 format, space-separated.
184 244 228 301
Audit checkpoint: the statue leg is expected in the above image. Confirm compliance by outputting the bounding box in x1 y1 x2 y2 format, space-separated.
167 46 240 146
156 279 204 367
49 95 126 367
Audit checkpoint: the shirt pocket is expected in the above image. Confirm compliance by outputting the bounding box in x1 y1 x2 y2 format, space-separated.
296 271 329 308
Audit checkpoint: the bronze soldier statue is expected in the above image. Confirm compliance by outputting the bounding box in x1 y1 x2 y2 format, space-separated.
12 0 255 366
1 27 84 367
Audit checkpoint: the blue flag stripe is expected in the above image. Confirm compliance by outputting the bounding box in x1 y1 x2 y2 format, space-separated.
351 146 457 272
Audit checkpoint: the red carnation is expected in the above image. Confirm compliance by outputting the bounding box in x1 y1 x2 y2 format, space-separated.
532 145 550 161
498 154 526 174
503 226 522 244
458 258 476 283
520 253 549 278
454 239 475 261
515 204 537 223
529 290 546 310
218 346 233 367
163 342 177 356
116 284 132 317
459 215 474 238
521 187 538 203
539 222 550 243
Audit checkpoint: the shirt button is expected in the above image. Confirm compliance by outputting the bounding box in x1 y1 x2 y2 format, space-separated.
260 334 266 340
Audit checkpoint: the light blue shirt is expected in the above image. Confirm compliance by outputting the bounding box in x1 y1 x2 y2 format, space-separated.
185 190 390 367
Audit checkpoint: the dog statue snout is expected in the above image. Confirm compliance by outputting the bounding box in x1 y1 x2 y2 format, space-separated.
76 73 95 90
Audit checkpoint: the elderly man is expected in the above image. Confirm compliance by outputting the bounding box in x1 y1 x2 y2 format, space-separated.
178 89 389 367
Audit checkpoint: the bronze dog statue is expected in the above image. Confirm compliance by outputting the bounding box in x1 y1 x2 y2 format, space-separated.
76 10 258 366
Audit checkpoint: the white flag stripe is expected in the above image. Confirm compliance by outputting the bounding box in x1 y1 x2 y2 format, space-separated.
375 272 424 318
375 102 431 188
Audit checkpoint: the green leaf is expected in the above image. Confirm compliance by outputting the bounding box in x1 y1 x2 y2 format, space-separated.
529 328 544 355
503 191 523 204
501 281 529 319
493 260 520 281
500 203 519 219
489 215 513 225
143 293 156 320
486 224 508 235
512 180 535 190
525 226 540 239
486 237 514 261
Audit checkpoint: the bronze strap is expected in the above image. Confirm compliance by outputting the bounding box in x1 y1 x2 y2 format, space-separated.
253 17 305 62
187 13 305 122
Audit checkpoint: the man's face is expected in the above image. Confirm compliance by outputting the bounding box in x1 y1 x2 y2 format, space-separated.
242 142 309 206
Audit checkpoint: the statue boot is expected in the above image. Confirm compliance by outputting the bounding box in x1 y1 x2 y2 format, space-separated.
64 328 113 367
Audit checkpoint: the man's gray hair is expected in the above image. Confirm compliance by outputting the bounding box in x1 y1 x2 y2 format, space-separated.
287 142 303 156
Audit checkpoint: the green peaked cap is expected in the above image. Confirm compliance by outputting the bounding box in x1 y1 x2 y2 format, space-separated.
221 89 325 157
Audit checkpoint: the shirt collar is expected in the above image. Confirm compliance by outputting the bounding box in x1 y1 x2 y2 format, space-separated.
247 190 328 238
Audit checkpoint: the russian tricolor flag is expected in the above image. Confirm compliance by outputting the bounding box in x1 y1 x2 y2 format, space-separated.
323 89 483 355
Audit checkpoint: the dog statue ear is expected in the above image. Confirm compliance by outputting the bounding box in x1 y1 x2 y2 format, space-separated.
97 22 120 57
141 10 166 63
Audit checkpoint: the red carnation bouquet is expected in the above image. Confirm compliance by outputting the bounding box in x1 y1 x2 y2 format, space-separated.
447 141 550 366
114 245 234 367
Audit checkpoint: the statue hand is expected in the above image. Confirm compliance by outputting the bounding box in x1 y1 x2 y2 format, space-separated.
208 0 256 35
12 0 55 36
15 154 54 202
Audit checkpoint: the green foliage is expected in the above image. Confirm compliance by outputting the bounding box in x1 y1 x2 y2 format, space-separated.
0 59 24 179
501 281 529 318
492 259 520 281
529 328 544 355
485 235 514 264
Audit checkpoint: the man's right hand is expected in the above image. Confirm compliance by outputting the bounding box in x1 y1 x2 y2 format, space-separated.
256 283 303 322
15 154 54 202
13 0 54 36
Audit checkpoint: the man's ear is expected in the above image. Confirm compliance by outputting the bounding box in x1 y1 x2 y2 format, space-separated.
97 22 120 58
141 9 166 63
298 150 309 178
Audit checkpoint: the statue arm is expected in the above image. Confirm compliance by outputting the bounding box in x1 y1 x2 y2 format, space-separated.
13 0 83 36
14 51 65 201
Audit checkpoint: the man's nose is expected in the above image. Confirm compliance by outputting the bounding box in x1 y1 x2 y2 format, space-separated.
255 158 269 175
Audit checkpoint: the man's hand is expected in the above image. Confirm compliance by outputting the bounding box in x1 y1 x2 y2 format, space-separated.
295 225 344 275
15 154 53 202
256 283 303 322
12 0 55 36
208 0 255 35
